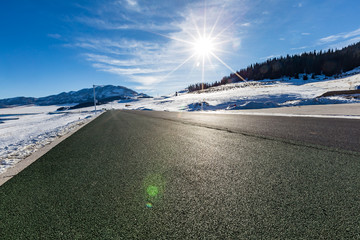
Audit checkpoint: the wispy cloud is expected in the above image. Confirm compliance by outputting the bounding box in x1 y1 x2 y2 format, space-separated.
85 53 139 67
240 22 251 27
327 36 360 50
69 0 246 90
130 75 164 86
318 27 360 44
75 16 178 32
92 63 166 75
260 54 281 60
290 46 308 50
124 0 141 12
319 35 342 44
47 33 61 39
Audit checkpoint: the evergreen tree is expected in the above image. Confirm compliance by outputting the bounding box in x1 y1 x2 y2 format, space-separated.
188 41 360 92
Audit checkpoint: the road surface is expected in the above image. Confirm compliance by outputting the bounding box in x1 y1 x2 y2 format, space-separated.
1 110 359 239
127 110 360 152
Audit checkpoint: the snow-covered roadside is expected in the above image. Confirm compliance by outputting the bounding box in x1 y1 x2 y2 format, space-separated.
106 71 360 112
1 71 360 175
0 107 99 174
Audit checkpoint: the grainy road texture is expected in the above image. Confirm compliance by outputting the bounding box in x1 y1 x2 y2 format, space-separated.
127 110 360 152
1 110 359 239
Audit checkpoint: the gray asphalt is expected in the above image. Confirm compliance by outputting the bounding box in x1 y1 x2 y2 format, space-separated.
1 110 360 239
127 110 360 153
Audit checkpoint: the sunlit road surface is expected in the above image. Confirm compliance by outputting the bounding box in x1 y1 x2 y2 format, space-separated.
1 110 360 239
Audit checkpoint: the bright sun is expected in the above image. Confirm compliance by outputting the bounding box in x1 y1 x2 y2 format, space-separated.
156 6 246 83
193 37 215 57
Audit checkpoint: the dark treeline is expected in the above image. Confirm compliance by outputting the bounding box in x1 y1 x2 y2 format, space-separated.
188 41 360 92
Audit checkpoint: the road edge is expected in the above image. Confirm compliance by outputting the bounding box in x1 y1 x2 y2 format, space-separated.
0 112 103 186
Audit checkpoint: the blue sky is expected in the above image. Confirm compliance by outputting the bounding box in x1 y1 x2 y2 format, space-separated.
1 0 360 98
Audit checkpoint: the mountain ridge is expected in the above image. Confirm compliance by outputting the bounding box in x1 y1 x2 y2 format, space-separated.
0 85 149 108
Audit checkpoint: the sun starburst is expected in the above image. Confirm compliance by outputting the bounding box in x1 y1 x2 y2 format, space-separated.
152 2 246 91
193 36 215 57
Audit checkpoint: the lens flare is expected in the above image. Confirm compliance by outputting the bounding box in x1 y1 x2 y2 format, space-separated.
147 185 159 197
149 2 246 93
143 173 166 208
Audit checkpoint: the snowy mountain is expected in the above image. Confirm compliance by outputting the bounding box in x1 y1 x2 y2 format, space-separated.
0 85 149 108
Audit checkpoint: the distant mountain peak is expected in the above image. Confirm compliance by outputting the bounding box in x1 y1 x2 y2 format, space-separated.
0 85 150 108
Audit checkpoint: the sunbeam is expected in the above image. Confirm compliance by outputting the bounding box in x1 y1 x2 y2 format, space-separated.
190 13 203 39
212 15 243 41
209 7 225 38
148 0 246 96
150 31 194 46
163 53 197 79
210 52 246 82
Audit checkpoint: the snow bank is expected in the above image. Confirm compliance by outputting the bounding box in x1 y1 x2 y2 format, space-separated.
0 108 97 174
96 72 360 112
227 101 279 110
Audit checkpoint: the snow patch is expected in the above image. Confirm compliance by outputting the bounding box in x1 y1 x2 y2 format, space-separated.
0 109 98 174
105 71 360 112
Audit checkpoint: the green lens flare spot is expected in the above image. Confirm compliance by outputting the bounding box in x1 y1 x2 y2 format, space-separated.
146 202 153 208
143 174 165 203
147 186 159 197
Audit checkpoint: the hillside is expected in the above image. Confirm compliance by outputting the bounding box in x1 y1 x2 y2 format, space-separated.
189 41 360 92
0 85 148 108
112 69 360 112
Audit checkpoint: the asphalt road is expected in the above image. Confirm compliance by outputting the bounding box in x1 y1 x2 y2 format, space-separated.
126 110 360 153
1 110 360 239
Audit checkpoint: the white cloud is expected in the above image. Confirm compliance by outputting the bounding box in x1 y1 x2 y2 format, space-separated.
240 22 251 27
343 28 360 39
75 16 178 32
70 0 247 90
318 27 360 44
69 38 163 57
327 36 360 50
85 53 139 67
260 54 281 60
319 34 342 44
47 33 61 39
120 0 141 12
131 76 163 86
232 38 242 50
290 46 308 50
92 63 167 75
126 0 137 6
301 32 310 36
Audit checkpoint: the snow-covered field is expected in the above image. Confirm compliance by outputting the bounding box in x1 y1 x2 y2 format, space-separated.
0 106 97 174
1 70 360 175
111 70 360 112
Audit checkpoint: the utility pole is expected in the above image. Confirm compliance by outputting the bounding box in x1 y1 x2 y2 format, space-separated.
93 85 97 113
